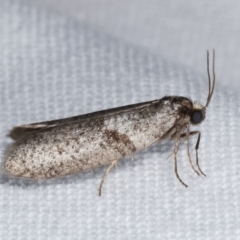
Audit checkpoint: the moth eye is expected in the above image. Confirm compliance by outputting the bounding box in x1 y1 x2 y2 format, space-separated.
191 111 203 124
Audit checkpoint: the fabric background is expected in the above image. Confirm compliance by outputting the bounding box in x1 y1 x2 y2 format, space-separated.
0 0 240 239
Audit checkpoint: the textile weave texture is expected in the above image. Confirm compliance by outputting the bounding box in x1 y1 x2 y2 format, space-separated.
0 0 240 239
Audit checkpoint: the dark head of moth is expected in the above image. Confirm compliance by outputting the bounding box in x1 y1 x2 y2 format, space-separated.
4 50 215 195
190 108 205 125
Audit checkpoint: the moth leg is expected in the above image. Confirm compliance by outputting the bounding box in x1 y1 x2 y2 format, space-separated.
180 126 200 176
180 131 206 176
174 131 188 188
99 160 118 196
193 131 206 176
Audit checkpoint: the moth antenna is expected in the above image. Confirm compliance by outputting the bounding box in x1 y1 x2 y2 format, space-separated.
210 49 216 102
206 50 211 106
205 49 216 107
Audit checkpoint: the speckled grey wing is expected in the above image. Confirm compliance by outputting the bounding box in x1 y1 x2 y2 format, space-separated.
9 100 158 141
4 98 180 179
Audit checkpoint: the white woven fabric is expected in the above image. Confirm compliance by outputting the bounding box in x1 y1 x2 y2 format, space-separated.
0 0 240 239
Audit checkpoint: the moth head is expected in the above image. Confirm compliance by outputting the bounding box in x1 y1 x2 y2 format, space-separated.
190 102 206 125
191 49 216 125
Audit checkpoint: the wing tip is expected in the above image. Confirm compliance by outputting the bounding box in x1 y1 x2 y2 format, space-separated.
8 125 44 141
8 126 26 140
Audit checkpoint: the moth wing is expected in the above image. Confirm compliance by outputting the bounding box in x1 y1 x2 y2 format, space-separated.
9 99 159 140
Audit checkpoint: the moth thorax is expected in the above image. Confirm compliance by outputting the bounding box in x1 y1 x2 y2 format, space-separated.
190 102 206 125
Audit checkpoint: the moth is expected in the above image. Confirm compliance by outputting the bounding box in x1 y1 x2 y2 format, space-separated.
3 50 215 195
